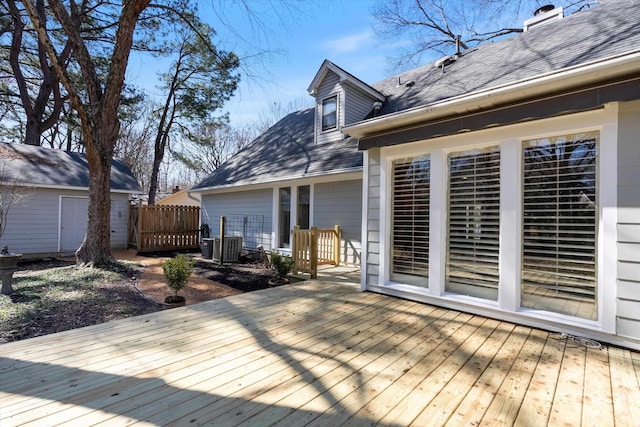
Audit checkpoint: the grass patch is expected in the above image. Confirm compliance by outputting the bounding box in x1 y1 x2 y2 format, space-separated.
0 261 161 342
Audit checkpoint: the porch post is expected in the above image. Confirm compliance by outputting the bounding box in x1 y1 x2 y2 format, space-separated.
334 225 341 267
310 227 318 279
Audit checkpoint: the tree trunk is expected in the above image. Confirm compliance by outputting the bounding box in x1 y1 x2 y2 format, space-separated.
75 136 115 266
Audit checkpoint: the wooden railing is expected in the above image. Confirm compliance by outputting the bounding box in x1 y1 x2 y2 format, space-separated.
292 225 341 279
129 203 201 252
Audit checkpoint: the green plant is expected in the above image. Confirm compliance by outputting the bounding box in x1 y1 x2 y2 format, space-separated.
162 254 194 296
270 251 293 280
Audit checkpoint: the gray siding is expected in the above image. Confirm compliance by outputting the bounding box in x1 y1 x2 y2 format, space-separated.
2 188 130 257
617 99 640 340
315 71 344 145
344 83 376 125
365 149 382 285
201 189 273 250
314 179 362 264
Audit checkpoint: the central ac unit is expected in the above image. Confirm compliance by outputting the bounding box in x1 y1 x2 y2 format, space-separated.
212 236 243 262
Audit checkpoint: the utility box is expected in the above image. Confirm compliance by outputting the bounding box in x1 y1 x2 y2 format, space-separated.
212 236 243 263
201 238 214 259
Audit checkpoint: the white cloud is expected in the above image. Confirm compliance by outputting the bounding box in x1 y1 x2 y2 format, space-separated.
322 29 374 54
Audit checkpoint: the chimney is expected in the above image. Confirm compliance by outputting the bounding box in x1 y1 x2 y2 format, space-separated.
523 5 564 32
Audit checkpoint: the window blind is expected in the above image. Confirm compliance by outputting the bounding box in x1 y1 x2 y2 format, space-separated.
446 147 500 300
522 133 598 319
391 156 430 285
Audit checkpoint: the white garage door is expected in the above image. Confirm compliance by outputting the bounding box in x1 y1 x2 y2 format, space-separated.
60 197 89 252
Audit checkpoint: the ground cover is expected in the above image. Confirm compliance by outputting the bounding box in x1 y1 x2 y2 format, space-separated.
0 254 287 343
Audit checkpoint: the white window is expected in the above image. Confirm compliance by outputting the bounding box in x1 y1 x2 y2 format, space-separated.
321 96 337 131
391 155 430 286
521 132 598 320
446 147 501 300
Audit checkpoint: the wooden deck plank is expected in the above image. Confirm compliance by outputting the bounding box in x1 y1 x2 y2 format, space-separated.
548 339 587 426
2 285 368 416
1 279 639 427
513 333 565 427
410 322 519 426
581 347 614 427
89 298 422 426
163 303 445 427
608 346 640 425
7 284 391 425
476 328 547 426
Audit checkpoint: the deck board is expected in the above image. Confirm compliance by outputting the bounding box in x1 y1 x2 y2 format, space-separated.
1 279 639 426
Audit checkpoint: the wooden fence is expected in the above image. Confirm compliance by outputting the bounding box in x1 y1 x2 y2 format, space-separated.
292 225 341 279
129 203 201 252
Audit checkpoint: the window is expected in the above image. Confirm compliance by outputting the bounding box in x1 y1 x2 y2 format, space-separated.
322 96 337 131
446 147 500 300
521 132 598 320
391 155 430 286
297 185 310 229
278 187 291 248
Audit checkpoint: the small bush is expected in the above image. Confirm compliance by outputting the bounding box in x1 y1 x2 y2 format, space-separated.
162 254 194 296
270 251 293 280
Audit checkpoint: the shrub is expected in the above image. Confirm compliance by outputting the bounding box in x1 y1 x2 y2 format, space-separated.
270 251 293 280
162 254 194 296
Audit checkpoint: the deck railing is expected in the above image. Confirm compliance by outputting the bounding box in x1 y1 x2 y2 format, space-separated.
292 225 341 279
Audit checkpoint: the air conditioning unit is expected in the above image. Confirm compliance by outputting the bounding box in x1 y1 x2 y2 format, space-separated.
212 236 243 262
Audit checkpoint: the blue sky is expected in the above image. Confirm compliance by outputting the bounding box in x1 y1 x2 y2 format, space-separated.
128 0 401 128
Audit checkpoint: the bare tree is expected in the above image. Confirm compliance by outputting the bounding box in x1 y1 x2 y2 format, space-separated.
23 0 151 265
372 0 599 69
1 0 70 146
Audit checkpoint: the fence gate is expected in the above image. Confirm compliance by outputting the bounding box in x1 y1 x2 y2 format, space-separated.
292 225 341 279
128 203 201 252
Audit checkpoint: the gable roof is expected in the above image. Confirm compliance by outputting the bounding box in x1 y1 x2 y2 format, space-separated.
0 143 142 193
191 108 362 192
346 0 640 139
308 60 385 101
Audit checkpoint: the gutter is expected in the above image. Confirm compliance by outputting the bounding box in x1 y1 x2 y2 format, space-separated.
343 50 640 138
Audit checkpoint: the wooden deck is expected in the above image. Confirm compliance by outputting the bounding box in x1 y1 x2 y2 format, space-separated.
1 280 639 426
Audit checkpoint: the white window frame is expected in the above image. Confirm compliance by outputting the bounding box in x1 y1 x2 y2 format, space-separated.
321 95 338 132
377 106 617 333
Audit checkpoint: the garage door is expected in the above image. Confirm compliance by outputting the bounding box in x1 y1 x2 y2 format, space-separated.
60 197 89 252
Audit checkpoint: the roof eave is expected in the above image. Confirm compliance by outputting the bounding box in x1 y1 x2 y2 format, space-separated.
343 50 640 138
191 167 363 195
308 60 385 101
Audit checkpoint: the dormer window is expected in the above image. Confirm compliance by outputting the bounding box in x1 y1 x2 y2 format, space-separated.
321 95 337 131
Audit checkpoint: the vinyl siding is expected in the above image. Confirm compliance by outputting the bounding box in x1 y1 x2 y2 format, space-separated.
2 188 130 256
316 71 343 145
344 83 376 125
616 99 640 340
200 189 273 250
314 179 362 264
365 149 382 285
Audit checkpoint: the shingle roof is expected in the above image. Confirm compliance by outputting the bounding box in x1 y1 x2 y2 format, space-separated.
371 1 640 116
0 143 142 192
194 1 639 192
192 108 362 191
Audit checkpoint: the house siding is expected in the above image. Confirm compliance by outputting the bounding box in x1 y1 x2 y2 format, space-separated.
344 83 375 125
617 99 640 340
2 188 130 257
365 148 382 285
314 179 363 264
316 71 343 145
200 189 273 251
